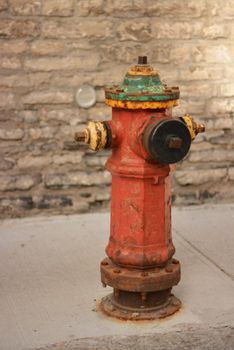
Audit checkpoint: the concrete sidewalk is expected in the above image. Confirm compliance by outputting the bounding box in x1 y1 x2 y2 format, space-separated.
0 204 234 350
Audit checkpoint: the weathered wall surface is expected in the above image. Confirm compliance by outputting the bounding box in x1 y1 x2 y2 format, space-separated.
0 0 234 218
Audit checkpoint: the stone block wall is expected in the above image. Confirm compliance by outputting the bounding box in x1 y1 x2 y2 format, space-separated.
0 0 234 218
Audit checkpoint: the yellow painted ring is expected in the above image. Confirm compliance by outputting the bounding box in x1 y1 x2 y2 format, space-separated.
105 99 179 109
181 115 196 141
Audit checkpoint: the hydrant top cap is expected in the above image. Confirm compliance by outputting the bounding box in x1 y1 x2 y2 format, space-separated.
105 57 180 109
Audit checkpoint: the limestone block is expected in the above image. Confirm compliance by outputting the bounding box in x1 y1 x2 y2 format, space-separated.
41 0 74 17
0 57 21 69
0 74 29 88
0 157 15 171
23 91 73 105
0 41 27 55
228 168 234 180
0 0 7 11
24 56 99 72
33 195 73 209
52 153 84 165
146 0 207 18
0 174 39 191
29 126 57 139
207 99 234 115
0 128 24 140
116 19 152 42
0 19 40 38
42 19 113 40
76 0 104 16
189 150 234 163
44 171 111 188
31 40 65 56
220 84 234 97
179 66 224 81
175 168 227 185
0 93 16 108
9 0 41 15
152 21 202 40
18 156 51 169
202 24 229 39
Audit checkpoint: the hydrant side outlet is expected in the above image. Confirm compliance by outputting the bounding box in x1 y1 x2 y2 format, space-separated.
75 57 205 321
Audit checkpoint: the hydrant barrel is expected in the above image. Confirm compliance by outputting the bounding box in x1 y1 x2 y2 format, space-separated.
105 108 175 268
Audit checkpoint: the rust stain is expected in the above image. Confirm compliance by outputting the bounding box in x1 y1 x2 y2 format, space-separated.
129 202 140 213
96 298 184 324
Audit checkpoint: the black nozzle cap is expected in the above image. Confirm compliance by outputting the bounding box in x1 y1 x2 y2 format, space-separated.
145 119 191 164
138 56 147 65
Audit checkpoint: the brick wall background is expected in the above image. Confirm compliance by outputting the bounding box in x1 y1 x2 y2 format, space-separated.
0 0 234 218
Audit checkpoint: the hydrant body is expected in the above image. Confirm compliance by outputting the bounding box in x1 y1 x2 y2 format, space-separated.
106 108 175 268
75 57 205 320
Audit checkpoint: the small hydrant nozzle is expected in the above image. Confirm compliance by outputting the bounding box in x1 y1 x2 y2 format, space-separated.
143 119 192 164
74 121 110 151
196 123 205 134
180 115 205 141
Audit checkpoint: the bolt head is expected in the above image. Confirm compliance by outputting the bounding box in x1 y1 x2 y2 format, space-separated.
172 258 179 265
166 267 173 273
141 272 149 277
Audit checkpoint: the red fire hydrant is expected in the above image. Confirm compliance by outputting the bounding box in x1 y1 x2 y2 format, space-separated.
75 56 205 320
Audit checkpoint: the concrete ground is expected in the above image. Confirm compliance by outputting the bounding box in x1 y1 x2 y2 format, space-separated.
0 204 234 350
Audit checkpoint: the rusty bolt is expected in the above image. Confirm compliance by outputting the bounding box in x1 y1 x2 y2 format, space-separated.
159 309 167 316
74 131 86 142
172 258 179 265
172 299 181 307
167 137 182 149
141 272 149 277
166 267 173 273
138 56 147 64
113 268 121 274
101 260 109 266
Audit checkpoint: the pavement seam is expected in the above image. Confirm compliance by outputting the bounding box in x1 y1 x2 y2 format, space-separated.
174 228 234 282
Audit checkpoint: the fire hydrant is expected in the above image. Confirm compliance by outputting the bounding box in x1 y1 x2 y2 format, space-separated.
75 56 205 320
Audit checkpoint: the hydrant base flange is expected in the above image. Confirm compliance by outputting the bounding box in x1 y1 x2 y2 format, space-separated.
100 293 181 321
100 257 181 320
101 258 181 292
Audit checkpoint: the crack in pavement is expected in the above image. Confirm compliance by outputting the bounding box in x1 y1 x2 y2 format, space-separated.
174 228 234 282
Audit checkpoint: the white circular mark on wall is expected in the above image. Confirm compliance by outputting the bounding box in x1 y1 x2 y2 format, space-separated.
75 85 96 108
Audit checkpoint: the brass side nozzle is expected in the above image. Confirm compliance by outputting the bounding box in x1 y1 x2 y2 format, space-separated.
181 115 205 141
74 121 109 151
195 123 205 134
